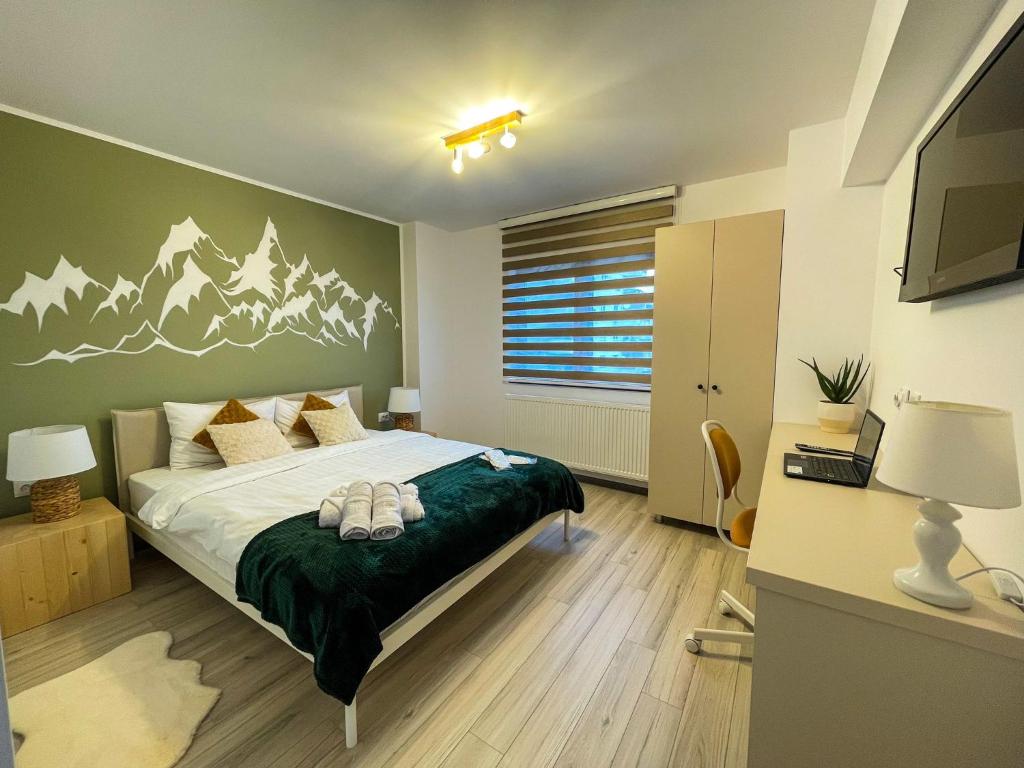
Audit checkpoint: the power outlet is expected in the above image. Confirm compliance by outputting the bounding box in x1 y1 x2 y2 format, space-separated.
12 480 32 498
378 411 391 424
990 571 1023 604
893 387 923 409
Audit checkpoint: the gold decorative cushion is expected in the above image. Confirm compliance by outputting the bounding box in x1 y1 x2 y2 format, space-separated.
292 393 337 438
193 398 261 451
301 403 368 446
274 391 350 447
205 419 293 466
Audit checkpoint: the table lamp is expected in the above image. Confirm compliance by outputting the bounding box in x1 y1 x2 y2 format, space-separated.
876 402 1020 609
388 387 421 431
6 425 97 523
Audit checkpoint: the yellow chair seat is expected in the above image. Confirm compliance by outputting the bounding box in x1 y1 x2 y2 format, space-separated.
729 506 756 548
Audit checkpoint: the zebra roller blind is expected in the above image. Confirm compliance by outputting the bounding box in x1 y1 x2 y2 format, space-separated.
501 193 675 389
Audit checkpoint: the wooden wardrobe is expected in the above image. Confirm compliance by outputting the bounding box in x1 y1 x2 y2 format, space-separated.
648 210 784 527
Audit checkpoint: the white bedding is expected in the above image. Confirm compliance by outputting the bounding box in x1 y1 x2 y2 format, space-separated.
135 430 487 579
129 465 221 512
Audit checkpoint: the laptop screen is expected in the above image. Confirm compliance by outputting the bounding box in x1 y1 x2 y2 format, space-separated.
852 410 885 482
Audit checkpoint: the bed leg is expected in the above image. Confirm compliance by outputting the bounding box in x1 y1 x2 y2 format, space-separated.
563 509 571 543
345 698 357 748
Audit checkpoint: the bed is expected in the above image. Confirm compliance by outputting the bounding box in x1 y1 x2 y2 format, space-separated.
111 385 583 748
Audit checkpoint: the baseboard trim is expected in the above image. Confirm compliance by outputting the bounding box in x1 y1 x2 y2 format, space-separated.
572 471 648 495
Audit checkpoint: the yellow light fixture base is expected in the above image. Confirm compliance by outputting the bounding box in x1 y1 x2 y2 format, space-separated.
443 110 524 150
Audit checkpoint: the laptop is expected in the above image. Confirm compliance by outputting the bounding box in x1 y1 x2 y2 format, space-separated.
783 410 885 487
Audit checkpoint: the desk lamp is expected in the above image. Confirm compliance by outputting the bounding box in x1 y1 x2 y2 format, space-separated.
876 402 1020 609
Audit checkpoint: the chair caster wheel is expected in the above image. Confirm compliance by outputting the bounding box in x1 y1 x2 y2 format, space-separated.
718 599 731 616
684 634 702 654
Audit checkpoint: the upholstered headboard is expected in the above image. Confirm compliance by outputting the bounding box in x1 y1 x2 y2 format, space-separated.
110 385 364 513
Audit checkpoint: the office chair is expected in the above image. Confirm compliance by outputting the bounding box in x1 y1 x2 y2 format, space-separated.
685 420 755 654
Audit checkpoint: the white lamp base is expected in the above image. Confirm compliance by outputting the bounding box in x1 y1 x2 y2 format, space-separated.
892 498 973 610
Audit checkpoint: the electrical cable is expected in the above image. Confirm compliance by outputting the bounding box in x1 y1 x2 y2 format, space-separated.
955 566 1024 608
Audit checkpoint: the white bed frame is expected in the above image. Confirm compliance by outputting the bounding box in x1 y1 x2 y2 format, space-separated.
110 385 571 748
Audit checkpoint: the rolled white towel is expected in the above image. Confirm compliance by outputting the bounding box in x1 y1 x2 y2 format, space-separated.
370 481 404 540
340 480 373 540
319 482 352 528
398 482 425 523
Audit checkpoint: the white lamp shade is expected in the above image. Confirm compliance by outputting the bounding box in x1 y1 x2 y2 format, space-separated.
6 425 97 482
388 387 421 414
876 402 1021 509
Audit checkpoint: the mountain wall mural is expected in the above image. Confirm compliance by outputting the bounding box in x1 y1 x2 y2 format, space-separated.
0 109 401 518
0 215 399 365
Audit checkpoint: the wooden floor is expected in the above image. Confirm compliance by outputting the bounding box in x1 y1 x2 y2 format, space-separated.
5 483 753 768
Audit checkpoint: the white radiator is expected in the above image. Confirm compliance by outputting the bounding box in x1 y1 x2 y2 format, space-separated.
503 395 650 482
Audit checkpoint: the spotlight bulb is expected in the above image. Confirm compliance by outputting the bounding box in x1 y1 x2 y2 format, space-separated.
467 140 489 159
500 127 517 149
451 148 464 174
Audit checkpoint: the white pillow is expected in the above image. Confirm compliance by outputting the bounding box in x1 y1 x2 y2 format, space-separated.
274 391 351 447
206 419 293 466
164 398 276 470
301 403 368 446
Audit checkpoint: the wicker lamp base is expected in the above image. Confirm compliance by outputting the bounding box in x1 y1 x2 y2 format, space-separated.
394 413 415 431
30 475 82 524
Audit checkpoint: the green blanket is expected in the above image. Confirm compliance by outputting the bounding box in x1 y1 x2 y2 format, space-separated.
235 450 585 705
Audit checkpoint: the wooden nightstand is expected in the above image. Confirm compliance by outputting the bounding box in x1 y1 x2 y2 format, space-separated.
417 430 438 437
0 497 131 637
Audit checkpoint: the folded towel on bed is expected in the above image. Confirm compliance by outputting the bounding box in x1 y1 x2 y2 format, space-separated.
480 449 538 471
370 481 404 540
340 480 373 540
481 448 513 471
398 483 425 523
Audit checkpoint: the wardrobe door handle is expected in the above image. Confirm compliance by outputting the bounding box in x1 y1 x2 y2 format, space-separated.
711 384 720 392
697 384 705 391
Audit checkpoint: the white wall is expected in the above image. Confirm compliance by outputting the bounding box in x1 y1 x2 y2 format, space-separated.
774 120 884 424
841 0 1003 185
867 0 1024 572
409 168 788 445
843 0 909 175
677 167 786 224
413 222 505 445
399 223 420 388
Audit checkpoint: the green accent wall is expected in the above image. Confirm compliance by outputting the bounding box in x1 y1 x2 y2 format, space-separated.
0 111 402 516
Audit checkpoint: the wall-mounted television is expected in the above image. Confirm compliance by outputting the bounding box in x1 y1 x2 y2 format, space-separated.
900 13 1024 303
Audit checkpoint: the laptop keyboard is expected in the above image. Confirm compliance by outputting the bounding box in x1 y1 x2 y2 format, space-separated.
809 456 860 483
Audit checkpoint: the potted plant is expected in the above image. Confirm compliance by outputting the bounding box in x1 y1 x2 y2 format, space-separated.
799 355 871 433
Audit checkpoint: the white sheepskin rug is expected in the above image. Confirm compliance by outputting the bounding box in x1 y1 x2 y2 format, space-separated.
10 631 220 768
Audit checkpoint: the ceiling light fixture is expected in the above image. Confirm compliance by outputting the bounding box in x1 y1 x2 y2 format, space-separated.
451 147 464 174
499 125 517 149
443 109 524 174
467 140 489 159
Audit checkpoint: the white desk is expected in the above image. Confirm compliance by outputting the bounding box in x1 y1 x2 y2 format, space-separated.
746 423 1024 768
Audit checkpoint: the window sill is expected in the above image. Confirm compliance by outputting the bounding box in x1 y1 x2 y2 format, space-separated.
503 376 651 393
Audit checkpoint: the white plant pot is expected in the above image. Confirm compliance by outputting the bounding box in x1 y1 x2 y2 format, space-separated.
817 401 857 434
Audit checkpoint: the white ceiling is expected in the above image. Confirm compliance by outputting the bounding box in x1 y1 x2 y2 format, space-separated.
0 0 875 230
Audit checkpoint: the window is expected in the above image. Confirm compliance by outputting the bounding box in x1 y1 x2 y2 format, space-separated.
501 194 674 390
